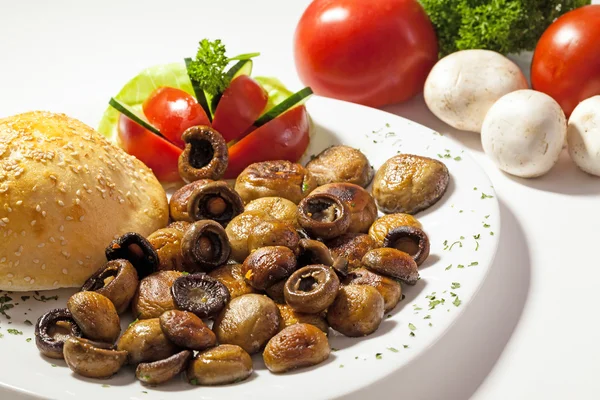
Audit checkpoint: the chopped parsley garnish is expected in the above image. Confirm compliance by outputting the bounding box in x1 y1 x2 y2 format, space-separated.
409 332 415 337
429 322 433 327
142 391 148 394
181 271 190 276
386 314 392 319
454 156 462 161
33 294 58 302
445 264 452 270
423 315 431 319
24 319 32 325
190 378 199 385
0 332 3 338
51 364 57 367
0 294 14 319
448 240 462 250
408 323 417 331
375 353 383 359
474 234 480 240
7 328 22 335
388 347 399 353
128 318 139 328
469 261 479 267
339 364 344 368
102 384 110 388
481 192 494 199
21 296 30 301
403 344 409 349
451 282 461 289
473 187 478 191
302 181 310 192
483 223 491 228
453 297 462 307
460 236 465 240
429 298 445 309
26 337 32 342
457 264 465 269
413 305 422 311
490 231 495 236
331 348 339 352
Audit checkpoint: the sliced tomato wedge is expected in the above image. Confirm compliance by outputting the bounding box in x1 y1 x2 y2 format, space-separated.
143 87 210 148
118 114 183 182
212 75 268 142
225 105 310 179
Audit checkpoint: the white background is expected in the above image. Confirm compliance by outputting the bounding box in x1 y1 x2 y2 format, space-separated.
1 0 599 399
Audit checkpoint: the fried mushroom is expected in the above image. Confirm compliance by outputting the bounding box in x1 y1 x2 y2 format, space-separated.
326 233 378 271
178 125 228 183
327 285 384 337
368 213 423 247
311 183 378 234
343 268 402 313
80 259 139 314
63 337 127 379
213 294 281 354
235 160 317 204
117 318 179 365
245 197 299 227
132 271 182 319
35 309 83 359
372 154 449 214
263 323 330 373
67 291 120 343
306 145 374 187
136 350 192 385
208 263 257 299
187 344 253 385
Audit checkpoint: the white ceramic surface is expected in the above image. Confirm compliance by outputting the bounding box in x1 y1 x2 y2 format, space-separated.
0 95 500 399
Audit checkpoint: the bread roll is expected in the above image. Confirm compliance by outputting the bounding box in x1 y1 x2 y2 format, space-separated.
0 112 169 291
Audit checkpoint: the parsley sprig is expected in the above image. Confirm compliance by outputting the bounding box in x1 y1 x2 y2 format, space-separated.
187 39 259 96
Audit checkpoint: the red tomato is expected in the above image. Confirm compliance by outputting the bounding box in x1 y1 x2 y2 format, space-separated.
212 75 268 142
294 0 438 108
143 87 211 148
225 106 310 179
531 5 600 117
118 114 182 182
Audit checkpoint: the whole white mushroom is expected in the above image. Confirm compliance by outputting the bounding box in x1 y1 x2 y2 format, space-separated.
481 89 566 178
567 96 600 177
424 49 528 133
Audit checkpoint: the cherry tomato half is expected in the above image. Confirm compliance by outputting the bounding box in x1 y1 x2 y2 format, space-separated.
212 75 269 142
118 114 182 182
294 0 438 107
225 105 310 179
531 5 600 117
143 87 211 148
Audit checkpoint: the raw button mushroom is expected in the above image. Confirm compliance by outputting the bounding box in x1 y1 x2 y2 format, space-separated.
482 89 566 178
424 49 528 132
567 95 600 177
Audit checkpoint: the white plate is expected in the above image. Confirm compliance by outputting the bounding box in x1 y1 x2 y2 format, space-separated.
0 96 500 400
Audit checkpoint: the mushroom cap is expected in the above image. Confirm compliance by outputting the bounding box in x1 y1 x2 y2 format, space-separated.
0 112 168 291
424 49 528 132
567 95 600 177
482 89 566 178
